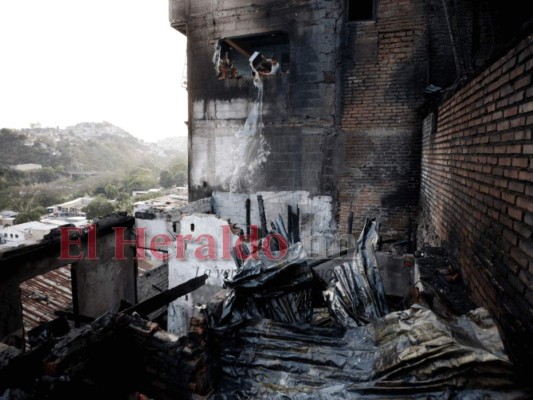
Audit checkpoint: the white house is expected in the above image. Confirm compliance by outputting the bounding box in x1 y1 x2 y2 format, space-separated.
0 221 61 245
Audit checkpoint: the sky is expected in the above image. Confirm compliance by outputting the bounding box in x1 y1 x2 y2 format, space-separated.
0 0 188 142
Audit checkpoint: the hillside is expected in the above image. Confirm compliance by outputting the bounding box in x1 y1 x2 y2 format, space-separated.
0 122 187 173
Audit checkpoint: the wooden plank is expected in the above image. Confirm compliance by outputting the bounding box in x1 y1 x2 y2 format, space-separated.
125 274 208 317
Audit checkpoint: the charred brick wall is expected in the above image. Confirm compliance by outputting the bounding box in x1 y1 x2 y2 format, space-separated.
338 0 427 240
419 34 533 371
171 0 433 241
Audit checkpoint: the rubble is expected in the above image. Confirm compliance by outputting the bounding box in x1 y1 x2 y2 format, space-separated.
0 214 529 398
0 276 211 400
212 306 524 399
324 219 389 327
203 218 529 398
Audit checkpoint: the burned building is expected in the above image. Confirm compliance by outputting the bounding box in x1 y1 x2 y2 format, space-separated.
0 0 532 398
170 0 533 376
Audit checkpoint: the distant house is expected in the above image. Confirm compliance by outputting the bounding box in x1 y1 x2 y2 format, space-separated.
0 211 18 228
46 197 92 217
10 164 42 172
0 221 59 244
132 188 161 197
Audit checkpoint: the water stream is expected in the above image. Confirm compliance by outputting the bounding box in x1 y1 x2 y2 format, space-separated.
227 66 270 192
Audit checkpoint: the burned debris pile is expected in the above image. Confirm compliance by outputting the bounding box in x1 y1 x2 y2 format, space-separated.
324 220 389 327
203 218 528 399
0 213 529 399
0 276 213 400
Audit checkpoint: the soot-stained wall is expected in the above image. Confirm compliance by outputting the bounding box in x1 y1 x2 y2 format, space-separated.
170 0 433 241
172 0 342 201
170 0 531 239
419 33 533 372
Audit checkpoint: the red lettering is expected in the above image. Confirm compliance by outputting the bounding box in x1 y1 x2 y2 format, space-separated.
58 227 83 261
86 224 97 260
176 234 193 260
114 227 145 260
149 234 172 260
195 234 216 260
221 224 232 260
234 225 260 260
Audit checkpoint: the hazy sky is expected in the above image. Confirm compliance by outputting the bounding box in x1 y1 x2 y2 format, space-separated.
0 0 188 142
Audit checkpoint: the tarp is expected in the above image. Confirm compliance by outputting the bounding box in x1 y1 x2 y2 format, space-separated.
208 241 314 327
324 219 389 327
211 306 526 399
205 218 527 398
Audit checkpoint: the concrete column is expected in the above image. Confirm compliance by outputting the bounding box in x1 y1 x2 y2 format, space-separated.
0 284 24 349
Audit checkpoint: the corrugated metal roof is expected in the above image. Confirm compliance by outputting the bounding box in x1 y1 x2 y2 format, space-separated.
20 266 72 332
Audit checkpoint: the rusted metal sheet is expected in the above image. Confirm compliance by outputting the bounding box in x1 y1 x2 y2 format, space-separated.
19 266 72 333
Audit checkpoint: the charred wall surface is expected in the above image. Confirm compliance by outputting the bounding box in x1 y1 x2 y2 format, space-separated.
172 0 343 201
170 0 531 251
338 0 427 240
419 33 533 372
171 0 434 240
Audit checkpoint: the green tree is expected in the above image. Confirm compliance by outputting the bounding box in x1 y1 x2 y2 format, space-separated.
175 171 187 187
114 198 133 215
122 171 158 193
36 190 63 209
159 170 174 188
14 211 40 224
84 196 115 220
11 194 37 213
13 206 46 224
104 183 119 199
35 167 56 183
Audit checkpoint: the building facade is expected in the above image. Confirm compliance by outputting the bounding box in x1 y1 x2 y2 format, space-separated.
169 0 532 372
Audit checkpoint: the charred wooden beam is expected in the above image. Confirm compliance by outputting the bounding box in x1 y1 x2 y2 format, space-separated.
222 38 251 58
0 213 134 285
287 205 293 244
54 311 94 324
125 274 208 317
294 206 300 243
347 211 354 235
257 195 267 238
245 198 251 238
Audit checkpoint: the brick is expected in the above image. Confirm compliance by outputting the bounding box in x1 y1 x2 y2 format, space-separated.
511 247 529 269
505 229 519 246
501 131 515 142
519 239 533 259
504 169 520 179
508 207 523 221
523 144 533 154
503 107 518 118
519 102 533 114
514 75 531 90
519 270 533 287
508 91 525 105
498 156 511 165
502 192 516 204
517 197 533 212
514 220 532 239
500 214 514 229
506 144 521 153
518 170 533 182
510 116 525 127
526 213 533 228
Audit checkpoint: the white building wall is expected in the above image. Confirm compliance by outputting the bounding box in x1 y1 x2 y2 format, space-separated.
167 213 239 336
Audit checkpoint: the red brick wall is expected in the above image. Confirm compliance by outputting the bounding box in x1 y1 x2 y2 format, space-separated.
420 34 533 370
339 0 427 240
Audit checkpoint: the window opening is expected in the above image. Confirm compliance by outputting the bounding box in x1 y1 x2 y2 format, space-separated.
214 31 290 79
348 0 376 21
